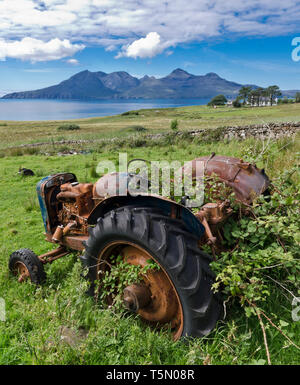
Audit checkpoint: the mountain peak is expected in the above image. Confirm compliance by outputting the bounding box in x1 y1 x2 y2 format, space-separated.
69 70 93 80
166 68 193 79
205 72 221 79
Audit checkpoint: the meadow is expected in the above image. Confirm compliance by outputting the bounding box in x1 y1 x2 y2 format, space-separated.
0 103 299 365
1 102 300 151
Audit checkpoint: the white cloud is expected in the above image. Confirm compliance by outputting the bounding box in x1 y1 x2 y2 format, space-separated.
0 0 76 27
0 37 84 62
0 1 299 60
116 32 167 59
66 58 80 65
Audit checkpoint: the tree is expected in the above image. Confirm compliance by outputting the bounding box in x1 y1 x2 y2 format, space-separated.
238 86 252 105
248 88 267 107
207 94 227 106
249 89 260 106
257 87 267 106
233 97 242 108
265 85 281 106
295 92 300 103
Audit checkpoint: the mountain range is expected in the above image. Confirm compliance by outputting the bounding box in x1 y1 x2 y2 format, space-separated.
1 68 297 100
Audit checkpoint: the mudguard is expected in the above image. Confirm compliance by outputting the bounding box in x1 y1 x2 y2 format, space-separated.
88 194 206 239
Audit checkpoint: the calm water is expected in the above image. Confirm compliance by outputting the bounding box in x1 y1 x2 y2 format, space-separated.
0 99 210 121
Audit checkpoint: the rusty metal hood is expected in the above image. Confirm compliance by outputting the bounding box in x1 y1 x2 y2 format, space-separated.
183 154 270 204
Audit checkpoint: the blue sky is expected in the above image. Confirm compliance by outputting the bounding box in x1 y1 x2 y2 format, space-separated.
0 1 300 95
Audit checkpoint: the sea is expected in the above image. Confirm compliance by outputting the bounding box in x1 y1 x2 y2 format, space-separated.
0 98 210 121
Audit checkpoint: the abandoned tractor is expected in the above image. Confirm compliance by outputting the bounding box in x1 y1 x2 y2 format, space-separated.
9 154 269 340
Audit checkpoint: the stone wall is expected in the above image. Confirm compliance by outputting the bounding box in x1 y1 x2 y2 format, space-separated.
221 122 300 140
145 122 300 142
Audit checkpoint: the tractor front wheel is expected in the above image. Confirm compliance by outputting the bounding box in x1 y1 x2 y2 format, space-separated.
83 206 222 340
9 249 46 284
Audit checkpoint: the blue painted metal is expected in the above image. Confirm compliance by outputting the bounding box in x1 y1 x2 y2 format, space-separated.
36 175 52 232
36 173 77 233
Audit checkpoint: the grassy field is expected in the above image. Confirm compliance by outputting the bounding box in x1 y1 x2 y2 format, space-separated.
0 103 299 365
1 103 300 150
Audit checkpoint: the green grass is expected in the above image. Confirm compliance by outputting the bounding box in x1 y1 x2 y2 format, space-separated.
0 130 299 364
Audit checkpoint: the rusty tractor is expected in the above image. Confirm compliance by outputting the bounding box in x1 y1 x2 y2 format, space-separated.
9 154 269 340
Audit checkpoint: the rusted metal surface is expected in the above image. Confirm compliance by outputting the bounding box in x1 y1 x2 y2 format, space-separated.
38 246 70 264
201 200 233 225
61 235 88 251
123 284 152 312
96 242 183 340
52 225 64 243
195 200 234 255
182 154 270 205
13 261 30 283
57 182 94 236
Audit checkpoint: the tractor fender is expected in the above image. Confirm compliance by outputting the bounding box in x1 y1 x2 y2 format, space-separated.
181 154 270 204
87 194 205 239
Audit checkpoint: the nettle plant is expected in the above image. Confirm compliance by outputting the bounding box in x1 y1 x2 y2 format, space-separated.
97 255 160 311
211 165 299 338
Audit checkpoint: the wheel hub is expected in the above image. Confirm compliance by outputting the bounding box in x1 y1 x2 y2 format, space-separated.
123 284 152 312
14 262 30 283
121 245 183 337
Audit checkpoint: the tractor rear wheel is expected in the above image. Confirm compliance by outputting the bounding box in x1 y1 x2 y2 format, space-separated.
83 206 222 340
9 249 46 284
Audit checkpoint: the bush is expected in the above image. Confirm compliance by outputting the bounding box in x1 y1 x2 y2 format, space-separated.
170 119 178 131
121 110 139 116
233 99 242 108
211 165 300 327
57 124 80 131
127 125 147 132
280 98 289 104
208 94 227 106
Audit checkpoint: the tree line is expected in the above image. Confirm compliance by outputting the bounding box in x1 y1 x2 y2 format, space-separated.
236 85 281 106
207 85 293 107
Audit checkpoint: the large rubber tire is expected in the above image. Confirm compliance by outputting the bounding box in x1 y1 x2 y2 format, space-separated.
83 206 222 339
9 248 46 284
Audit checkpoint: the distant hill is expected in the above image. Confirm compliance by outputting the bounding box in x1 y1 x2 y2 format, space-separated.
281 90 300 98
2 68 295 100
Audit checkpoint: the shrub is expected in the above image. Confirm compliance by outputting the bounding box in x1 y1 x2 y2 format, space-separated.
208 94 227 106
121 110 139 116
210 165 300 336
57 124 80 131
127 125 147 132
23 147 40 155
280 98 289 104
233 99 242 108
130 139 147 148
9 148 23 156
170 119 178 131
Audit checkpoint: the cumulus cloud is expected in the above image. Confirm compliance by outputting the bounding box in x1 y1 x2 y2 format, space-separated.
0 37 84 62
0 1 299 60
116 32 167 59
